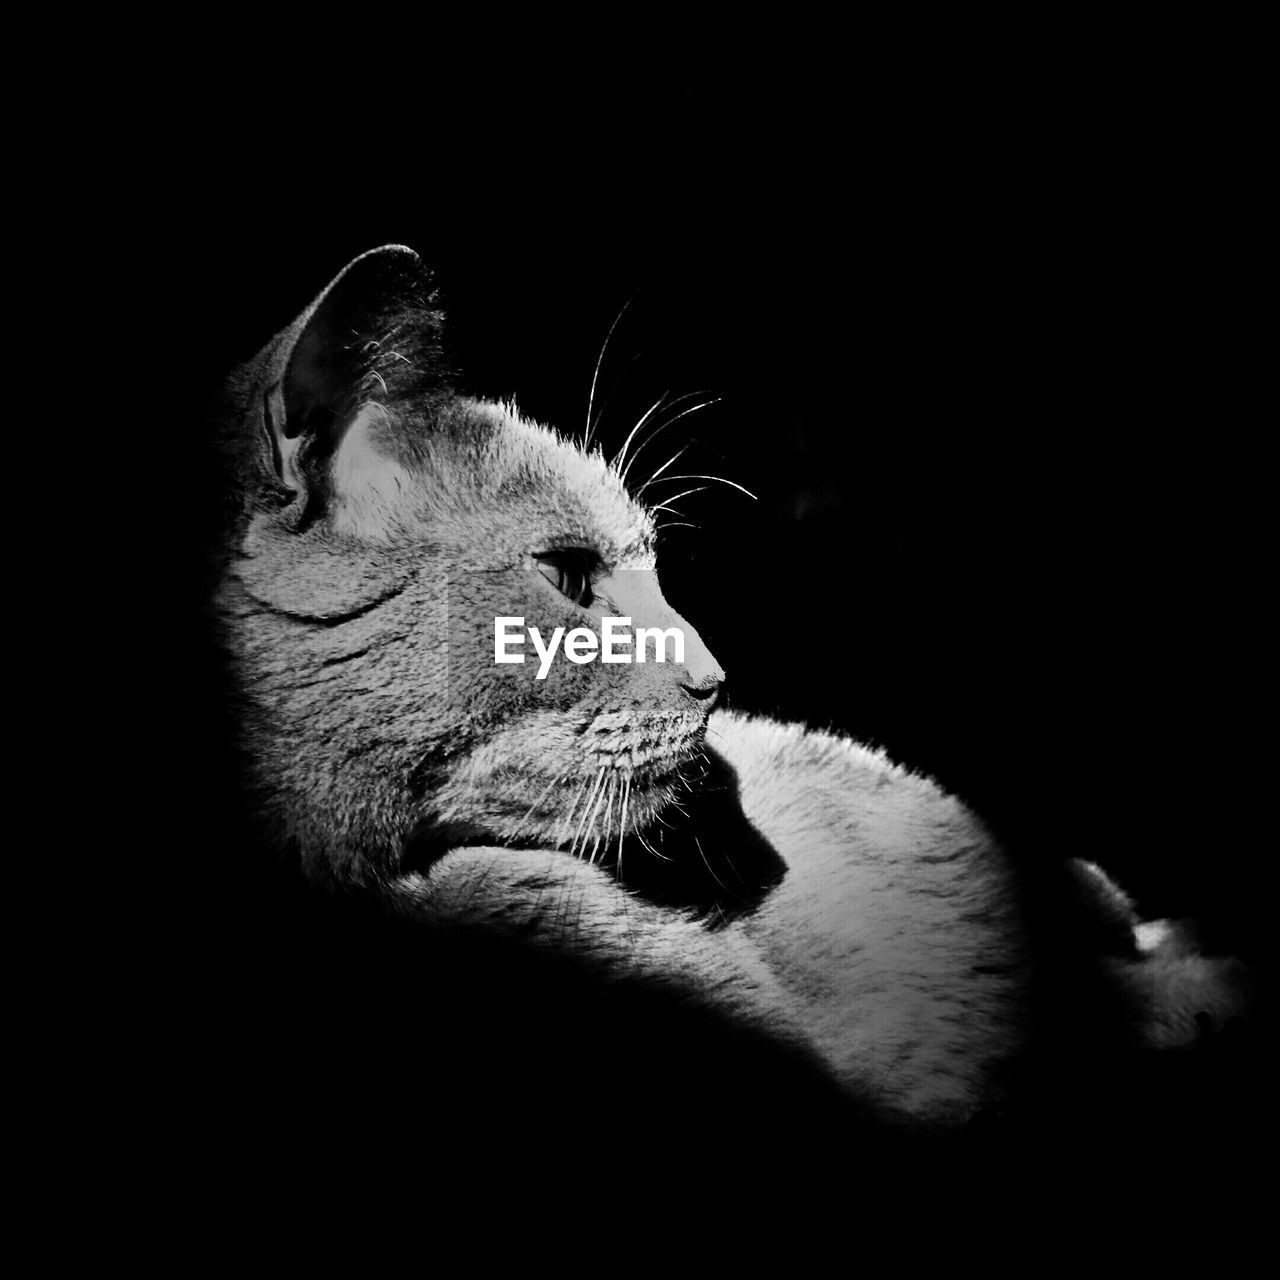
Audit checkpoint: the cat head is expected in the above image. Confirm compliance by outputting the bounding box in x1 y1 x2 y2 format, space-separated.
217 245 725 888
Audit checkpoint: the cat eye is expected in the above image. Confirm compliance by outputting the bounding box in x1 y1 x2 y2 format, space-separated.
535 550 595 608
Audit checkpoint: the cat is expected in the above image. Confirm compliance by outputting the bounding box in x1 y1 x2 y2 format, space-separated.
212 244 1248 1153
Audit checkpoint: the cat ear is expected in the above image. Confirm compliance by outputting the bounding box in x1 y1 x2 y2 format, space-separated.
261 244 447 521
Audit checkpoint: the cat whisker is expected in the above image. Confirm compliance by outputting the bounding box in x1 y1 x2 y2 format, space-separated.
581 769 609 855
590 774 615 866
584 292 639 452
637 471 757 501
583 354 644 455
602 773 620 865
569 767 601 859
648 485 709 514
558 775 592 853
597 773 618 864
610 390 671 479
580 768 613 863
615 777 642 954
694 834 735 900
617 776 630 877
618 396 722 488
614 391 707 480
565 768 593 860
512 770 571 842
633 444 692 498
636 829 670 863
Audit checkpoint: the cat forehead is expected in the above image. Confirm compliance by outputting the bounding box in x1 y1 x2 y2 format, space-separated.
347 396 656 561
463 399 656 559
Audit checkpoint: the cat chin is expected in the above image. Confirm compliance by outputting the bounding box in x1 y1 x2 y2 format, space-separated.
398 746 707 876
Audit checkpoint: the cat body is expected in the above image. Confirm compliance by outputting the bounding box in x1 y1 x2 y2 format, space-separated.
391 714 1029 1126
214 245 1246 1135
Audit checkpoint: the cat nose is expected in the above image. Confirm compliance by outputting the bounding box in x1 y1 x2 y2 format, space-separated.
681 672 722 710
677 624 724 710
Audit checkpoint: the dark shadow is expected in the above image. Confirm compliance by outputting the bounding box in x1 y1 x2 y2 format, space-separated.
602 745 787 923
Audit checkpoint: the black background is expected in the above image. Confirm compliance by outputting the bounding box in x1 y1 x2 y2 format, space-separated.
80 43 1267 1228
